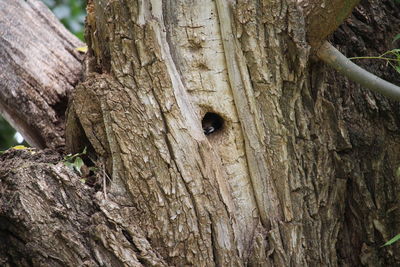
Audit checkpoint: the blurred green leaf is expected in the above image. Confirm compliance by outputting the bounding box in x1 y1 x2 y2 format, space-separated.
383 234 400 246
393 34 400 42
73 157 84 174
395 65 400 74
62 147 87 174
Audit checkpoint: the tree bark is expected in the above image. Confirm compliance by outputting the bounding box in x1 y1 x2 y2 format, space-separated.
0 0 84 150
326 2 400 265
1 0 400 266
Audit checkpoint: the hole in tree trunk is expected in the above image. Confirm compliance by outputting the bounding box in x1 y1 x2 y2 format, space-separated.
202 112 224 136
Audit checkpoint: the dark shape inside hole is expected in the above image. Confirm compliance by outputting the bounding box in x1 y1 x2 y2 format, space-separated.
202 112 224 135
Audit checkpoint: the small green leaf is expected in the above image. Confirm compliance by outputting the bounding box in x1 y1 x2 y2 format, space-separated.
73 157 84 174
88 166 99 172
383 233 400 246
395 65 400 74
63 153 73 160
64 161 73 168
62 147 87 174
393 34 400 42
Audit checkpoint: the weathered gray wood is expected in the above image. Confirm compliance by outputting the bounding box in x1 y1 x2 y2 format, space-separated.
0 0 84 151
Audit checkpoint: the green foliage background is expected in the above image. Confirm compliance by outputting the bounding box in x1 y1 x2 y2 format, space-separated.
42 0 86 41
0 0 86 149
0 117 20 150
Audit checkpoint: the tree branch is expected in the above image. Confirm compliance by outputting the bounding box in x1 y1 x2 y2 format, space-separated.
304 0 360 47
0 0 84 151
317 41 400 101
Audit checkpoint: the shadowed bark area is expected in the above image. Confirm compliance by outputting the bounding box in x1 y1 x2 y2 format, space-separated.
327 1 400 265
0 0 84 150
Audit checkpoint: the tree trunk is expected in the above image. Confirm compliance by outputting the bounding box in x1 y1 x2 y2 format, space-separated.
1 0 400 266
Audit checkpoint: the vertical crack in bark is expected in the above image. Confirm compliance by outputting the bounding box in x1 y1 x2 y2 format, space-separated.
209 213 220 266
215 0 282 227
148 75 207 256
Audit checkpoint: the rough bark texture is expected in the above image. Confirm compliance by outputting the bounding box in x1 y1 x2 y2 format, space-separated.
0 149 167 266
328 1 400 265
303 0 360 48
0 0 84 150
1 0 400 266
